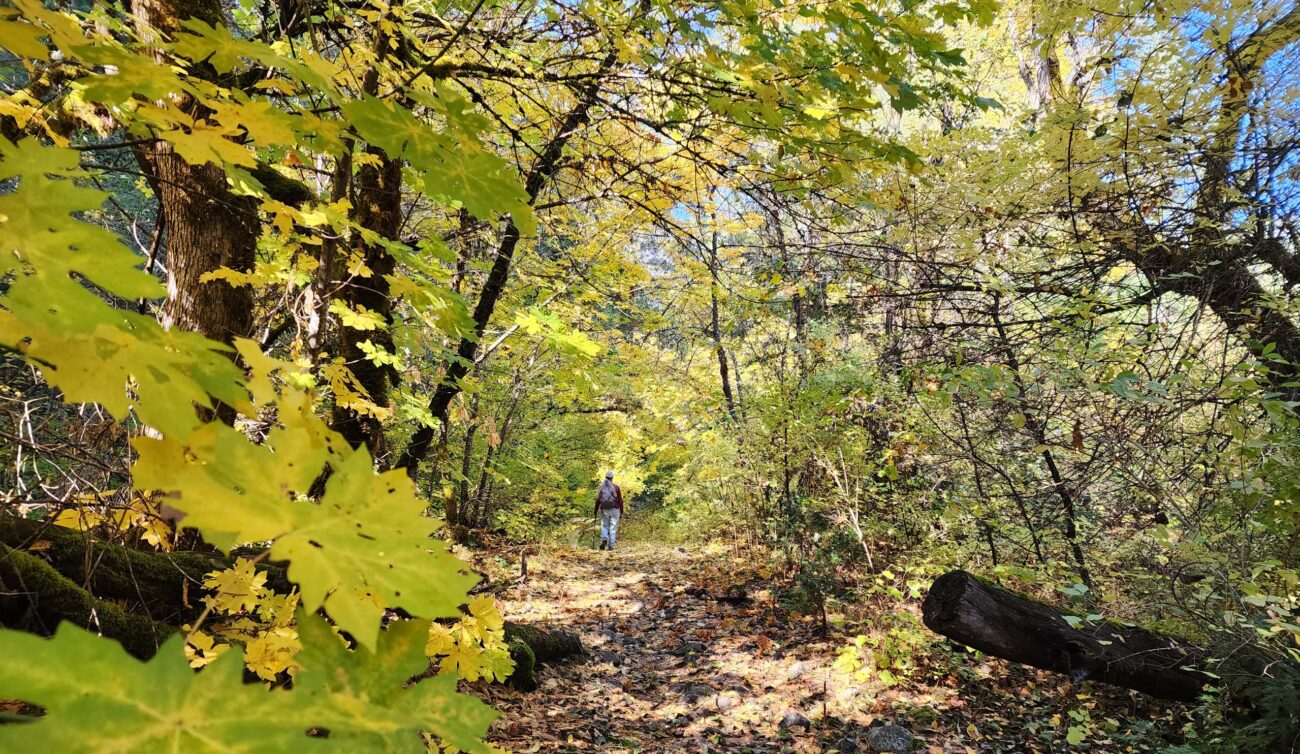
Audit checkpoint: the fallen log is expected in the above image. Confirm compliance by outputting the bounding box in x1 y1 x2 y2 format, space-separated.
0 516 290 626
921 569 1208 701
0 544 174 659
500 622 584 692
504 621 584 665
0 515 586 689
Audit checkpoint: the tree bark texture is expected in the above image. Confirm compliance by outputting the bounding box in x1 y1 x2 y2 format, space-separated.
922 570 1208 701
331 147 403 458
132 0 261 349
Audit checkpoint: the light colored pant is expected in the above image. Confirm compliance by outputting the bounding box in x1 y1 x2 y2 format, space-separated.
599 508 621 548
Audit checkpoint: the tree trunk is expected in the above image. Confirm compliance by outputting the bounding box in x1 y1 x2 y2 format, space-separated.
921 570 1208 701
332 146 402 459
329 15 404 459
0 516 291 626
132 0 260 352
456 394 479 527
708 229 737 419
504 621 584 664
0 544 173 659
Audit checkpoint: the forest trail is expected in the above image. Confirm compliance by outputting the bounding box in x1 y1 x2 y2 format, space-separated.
483 542 866 753
477 543 1188 754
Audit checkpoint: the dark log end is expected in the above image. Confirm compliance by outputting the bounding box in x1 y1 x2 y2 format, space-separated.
921 568 976 632
503 621 584 666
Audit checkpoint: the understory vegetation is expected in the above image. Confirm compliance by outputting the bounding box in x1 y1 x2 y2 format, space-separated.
1 0 1298 751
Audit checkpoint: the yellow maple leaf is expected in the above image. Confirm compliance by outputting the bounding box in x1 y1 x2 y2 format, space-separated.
468 595 505 635
184 630 228 669
426 622 456 657
203 558 268 614
478 647 515 683
440 640 483 681
243 625 301 681
52 508 106 530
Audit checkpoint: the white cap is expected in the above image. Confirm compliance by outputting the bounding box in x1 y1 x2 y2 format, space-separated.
605 471 615 479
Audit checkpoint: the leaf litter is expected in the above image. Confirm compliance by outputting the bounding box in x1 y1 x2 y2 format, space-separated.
467 544 1196 753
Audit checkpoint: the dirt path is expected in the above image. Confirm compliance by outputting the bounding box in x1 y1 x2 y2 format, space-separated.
477 543 1188 754
480 543 898 753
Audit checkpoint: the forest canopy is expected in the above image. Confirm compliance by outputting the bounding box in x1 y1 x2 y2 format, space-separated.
1 0 1298 751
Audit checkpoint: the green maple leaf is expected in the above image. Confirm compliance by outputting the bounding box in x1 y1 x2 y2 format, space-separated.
0 15 50 59
342 95 532 233
0 618 494 753
0 139 247 436
0 626 307 753
75 46 196 105
295 615 496 753
1 283 247 437
172 19 337 95
133 395 478 649
0 140 161 297
213 97 302 148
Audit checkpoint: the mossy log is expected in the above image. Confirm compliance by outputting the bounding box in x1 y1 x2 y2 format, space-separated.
503 621 583 693
0 544 174 659
0 515 584 680
507 639 538 691
504 621 584 665
0 516 290 625
922 570 1209 701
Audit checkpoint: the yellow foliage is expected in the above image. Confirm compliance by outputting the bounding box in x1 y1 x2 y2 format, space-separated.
426 596 514 683
203 558 268 614
243 626 302 681
183 630 229 669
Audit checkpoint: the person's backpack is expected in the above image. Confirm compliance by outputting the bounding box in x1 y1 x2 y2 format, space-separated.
597 484 619 509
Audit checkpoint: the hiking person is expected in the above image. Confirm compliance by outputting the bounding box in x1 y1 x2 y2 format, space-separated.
594 471 624 551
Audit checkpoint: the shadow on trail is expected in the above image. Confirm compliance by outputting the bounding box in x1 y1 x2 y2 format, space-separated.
481 544 875 753
477 543 1193 754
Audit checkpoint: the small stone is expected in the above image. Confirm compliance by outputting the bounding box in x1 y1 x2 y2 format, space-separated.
709 693 739 712
778 711 810 730
682 683 713 702
866 724 912 752
834 736 860 753
787 660 807 678
671 640 707 657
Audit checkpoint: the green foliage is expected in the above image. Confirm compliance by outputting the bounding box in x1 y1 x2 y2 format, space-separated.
4 0 1300 750
0 139 245 437
0 618 493 753
0 2 518 749
834 612 934 687
134 393 476 650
